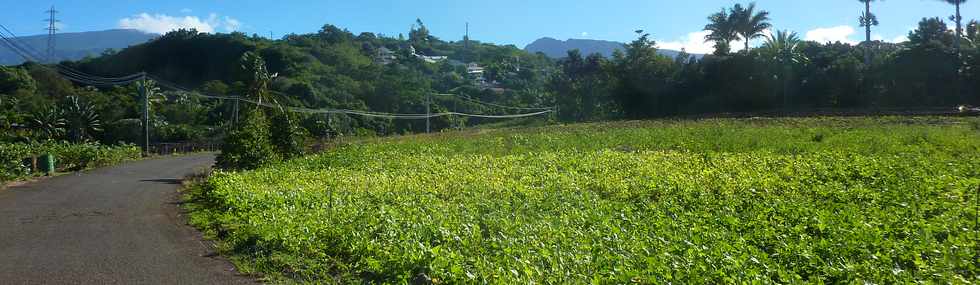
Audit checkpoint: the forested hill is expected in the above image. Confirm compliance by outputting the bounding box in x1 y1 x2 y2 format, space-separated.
69 24 556 113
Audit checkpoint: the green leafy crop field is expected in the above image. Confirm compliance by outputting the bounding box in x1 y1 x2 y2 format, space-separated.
188 117 980 284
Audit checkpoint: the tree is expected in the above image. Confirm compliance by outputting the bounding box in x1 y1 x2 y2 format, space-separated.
938 0 968 53
908 17 955 47
704 9 739 55
409 19 432 44
551 50 614 121
760 30 808 108
859 0 882 65
62 96 103 143
215 108 279 170
269 108 305 160
613 31 675 118
0 66 37 95
240 52 278 105
731 2 772 51
318 24 353 44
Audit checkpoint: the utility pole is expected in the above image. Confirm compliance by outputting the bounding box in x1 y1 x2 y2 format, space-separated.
139 73 150 156
44 6 59 63
554 104 559 123
233 95 240 125
463 22 470 63
426 92 431 133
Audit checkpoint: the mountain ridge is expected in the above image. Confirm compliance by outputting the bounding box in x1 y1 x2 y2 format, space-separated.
525 37 702 60
1 29 158 65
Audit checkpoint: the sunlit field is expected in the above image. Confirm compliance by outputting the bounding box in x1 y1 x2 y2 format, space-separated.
189 117 980 283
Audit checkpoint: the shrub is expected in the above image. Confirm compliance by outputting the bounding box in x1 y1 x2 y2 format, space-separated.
216 109 279 170
0 142 140 183
269 110 305 160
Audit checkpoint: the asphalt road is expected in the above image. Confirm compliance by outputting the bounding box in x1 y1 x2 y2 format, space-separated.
0 154 256 284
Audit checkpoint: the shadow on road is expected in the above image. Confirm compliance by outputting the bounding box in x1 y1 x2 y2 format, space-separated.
140 178 184 185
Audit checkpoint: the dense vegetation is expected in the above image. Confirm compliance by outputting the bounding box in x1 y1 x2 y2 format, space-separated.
0 142 140 182
187 116 980 283
2 2 978 147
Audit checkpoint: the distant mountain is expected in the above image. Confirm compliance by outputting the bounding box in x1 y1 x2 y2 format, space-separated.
1 29 158 65
525 37 702 60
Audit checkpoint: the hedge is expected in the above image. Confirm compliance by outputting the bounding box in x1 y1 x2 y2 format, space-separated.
0 142 141 183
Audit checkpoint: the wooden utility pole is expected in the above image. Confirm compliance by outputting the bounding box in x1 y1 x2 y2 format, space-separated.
426 92 431 133
233 95 240 125
139 73 149 156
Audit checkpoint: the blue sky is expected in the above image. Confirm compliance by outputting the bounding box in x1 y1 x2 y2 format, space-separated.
3 1 974 53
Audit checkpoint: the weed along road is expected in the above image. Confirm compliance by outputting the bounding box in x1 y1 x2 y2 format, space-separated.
0 154 254 284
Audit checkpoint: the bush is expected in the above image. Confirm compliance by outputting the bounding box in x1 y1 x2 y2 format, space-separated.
0 143 32 182
216 109 279 170
269 110 305 160
0 142 140 182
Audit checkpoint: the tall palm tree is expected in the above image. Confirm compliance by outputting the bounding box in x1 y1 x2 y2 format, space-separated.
240 51 279 105
859 0 882 65
731 2 772 51
760 30 808 109
939 0 968 52
704 8 739 55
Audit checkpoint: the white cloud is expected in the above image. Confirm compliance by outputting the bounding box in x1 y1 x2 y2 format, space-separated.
657 31 715 54
180 8 192 14
222 16 242 31
804 25 858 44
871 33 906 43
118 13 242 34
580 32 589 37
657 29 771 54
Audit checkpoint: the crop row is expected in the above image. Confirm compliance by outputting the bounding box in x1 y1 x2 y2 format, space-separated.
191 117 980 283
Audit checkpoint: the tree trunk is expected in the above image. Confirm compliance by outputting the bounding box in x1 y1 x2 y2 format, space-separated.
955 1 962 53
864 1 872 66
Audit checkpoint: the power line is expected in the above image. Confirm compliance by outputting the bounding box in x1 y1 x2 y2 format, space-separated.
433 93 554 111
0 24 553 121
0 24 145 85
147 74 553 120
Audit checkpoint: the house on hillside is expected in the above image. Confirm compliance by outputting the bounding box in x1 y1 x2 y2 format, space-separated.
466 62 485 77
409 45 448 63
375 47 397 65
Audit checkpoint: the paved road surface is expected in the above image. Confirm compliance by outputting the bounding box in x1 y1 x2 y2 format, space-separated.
0 154 256 284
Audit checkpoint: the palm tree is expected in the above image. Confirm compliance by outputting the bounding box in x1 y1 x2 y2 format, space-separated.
760 30 808 109
859 0 882 65
939 0 969 52
240 51 278 105
704 8 739 55
731 2 772 52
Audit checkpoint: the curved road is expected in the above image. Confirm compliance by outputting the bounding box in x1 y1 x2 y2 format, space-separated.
0 154 255 284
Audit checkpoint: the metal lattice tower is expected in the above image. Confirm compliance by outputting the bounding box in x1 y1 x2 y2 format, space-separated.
44 6 59 63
